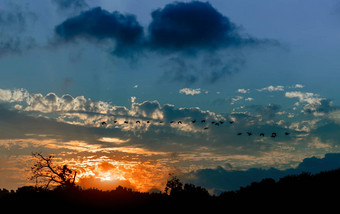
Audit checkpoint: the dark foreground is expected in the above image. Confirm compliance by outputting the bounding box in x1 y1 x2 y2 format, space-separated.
1 168 340 212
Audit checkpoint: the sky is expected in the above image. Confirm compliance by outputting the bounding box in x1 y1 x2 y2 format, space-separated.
1 0 340 194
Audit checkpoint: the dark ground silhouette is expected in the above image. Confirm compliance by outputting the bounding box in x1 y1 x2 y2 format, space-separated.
1 168 340 212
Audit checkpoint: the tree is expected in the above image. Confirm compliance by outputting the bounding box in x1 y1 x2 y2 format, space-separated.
164 173 183 195
29 153 77 190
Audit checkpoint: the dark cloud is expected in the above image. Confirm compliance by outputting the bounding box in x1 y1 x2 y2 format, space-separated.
0 6 37 57
160 57 199 84
160 53 245 85
183 153 340 194
54 7 144 56
247 104 282 119
52 2 277 82
148 1 248 52
0 36 36 57
52 0 88 11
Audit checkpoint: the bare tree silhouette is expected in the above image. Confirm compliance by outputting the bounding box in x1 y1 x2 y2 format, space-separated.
29 153 77 190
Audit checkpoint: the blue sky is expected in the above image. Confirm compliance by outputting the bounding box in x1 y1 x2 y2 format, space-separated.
1 0 340 193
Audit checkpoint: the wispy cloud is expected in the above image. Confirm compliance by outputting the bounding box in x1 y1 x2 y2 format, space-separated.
257 85 285 92
179 88 201 96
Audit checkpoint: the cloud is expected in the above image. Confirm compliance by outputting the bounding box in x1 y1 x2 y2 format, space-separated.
293 84 304 89
247 104 282 119
183 153 340 194
0 6 37 57
98 137 129 145
52 0 88 11
179 88 201 96
52 2 277 83
54 7 144 56
237 89 249 94
230 96 243 105
257 85 285 92
147 1 265 53
1 87 339 191
285 91 334 115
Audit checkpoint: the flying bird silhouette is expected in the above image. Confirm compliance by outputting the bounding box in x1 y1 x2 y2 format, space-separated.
114 120 117 123
192 120 196 123
260 133 265 137
101 121 107 125
170 121 174 124
124 121 128 124
147 121 150 123
285 132 290 135
237 133 242 135
178 121 182 124
136 121 141 124
215 123 219 126
201 120 206 123
204 127 209 130
229 121 234 124
247 132 252 136
271 132 277 138
220 121 224 124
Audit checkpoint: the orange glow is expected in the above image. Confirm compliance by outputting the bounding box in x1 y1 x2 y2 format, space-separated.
64 158 170 192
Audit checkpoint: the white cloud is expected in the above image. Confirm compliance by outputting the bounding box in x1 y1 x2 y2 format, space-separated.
257 85 284 92
98 137 129 145
294 84 304 89
237 89 249 94
179 88 201 96
0 88 29 102
285 91 327 115
285 91 321 104
231 96 243 104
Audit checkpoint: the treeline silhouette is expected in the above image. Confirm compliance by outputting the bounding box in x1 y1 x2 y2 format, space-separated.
1 169 340 212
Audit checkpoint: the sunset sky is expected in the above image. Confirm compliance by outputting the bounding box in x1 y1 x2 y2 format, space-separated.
1 0 340 194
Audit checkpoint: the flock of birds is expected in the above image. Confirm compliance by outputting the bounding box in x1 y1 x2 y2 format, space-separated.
100 119 290 138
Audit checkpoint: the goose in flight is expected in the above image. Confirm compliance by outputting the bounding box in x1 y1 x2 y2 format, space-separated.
101 121 107 125
178 121 182 124
247 132 252 136
260 133 265 137
201 120 206 123
136 121 141 124
237 132 242 135
124 121 128 124
192 120 196 123
285 132 290 135
204 127 209 130
271 132 277 138
229 121 234 124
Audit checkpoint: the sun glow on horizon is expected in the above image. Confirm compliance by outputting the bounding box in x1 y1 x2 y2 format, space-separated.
63 157 170 192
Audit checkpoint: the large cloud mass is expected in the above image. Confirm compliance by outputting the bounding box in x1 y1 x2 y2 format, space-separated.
55 7 144 56
148 1 240 51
